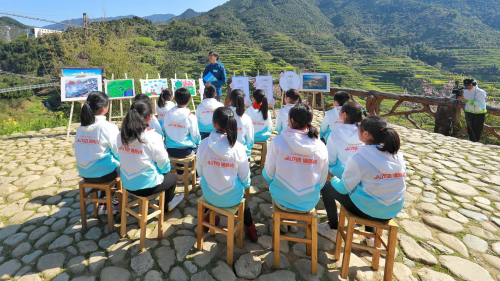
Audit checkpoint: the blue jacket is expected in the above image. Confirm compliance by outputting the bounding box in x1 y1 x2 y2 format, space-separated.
203 61 227 96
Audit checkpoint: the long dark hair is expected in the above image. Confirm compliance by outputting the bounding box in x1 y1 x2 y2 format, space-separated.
289 103 318 139
81 91 109 126
252 89 268 120
158 89 172 108
121 101 152 146
285 89 301 104
213 107 238 147
359 116 400 155
341 101 364 125
229 89 245 117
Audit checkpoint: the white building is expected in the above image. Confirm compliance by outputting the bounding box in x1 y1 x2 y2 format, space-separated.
28 28 62 39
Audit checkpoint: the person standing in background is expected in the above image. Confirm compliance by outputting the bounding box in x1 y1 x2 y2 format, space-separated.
203 51 227 102
458 79 487 142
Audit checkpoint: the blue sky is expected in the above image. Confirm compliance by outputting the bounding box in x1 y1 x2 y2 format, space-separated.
0 0 229 27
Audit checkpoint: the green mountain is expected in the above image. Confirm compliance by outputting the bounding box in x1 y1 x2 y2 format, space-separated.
0 17 29 42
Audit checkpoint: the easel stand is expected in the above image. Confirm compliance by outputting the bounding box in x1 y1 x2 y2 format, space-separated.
310 92 326 116
66 101 84 139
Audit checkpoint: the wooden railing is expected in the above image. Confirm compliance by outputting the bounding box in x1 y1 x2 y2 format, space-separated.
223 77 500 140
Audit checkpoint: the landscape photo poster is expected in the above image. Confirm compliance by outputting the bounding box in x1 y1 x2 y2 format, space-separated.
279 71 301 92
140 79 169 96
300 73 331 92
230 76 251 105
254 75 275 105
104 79 135 99
171 79 197 96
61 75 102 102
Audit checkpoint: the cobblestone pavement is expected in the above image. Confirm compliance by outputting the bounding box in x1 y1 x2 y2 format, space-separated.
1 111 500 280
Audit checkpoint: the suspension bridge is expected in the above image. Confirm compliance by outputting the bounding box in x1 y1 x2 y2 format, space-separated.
0 82 60 94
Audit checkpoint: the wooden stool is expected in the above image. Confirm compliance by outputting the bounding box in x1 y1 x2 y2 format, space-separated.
273 203 318 274
120 188 165 252
197 196 245 266
170 154 196 197
252 141 268 171
334 205 399 281
79 178 122 233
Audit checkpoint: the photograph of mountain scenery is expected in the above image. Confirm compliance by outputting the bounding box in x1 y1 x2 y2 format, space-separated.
1 1 500 281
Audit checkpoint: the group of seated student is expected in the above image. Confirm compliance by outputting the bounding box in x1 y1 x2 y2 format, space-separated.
75 87 406 246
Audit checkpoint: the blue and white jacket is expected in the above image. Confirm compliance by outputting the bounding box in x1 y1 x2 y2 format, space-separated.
196 132 251 208
327 124 364 178
230 107 255 157
245 107 273 142
195 98 224 133
117 129 170 191
331 145 406 219
156 101 176 128
320 106 343 141
463 86 487 114
149 115 162 137
275 104 294 135
74 116 120 179
263 128 328 212
163 106 201 149
202 61 227 96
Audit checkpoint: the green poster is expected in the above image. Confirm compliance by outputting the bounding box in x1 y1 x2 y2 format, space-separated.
171 79 197 96
105 79 135 99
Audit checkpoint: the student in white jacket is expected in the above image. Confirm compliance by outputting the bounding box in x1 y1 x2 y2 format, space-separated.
135 94 162 137
228 89 254 158
275 89 301 134
75 91 120 215
196 85 223 140
319 116 406 246
156 89 176 128
320 91 350 143
264 103 328 217
245 89 273 142
118 101 183 211
196 107 258 242
327 101 365 178
163 88 201 158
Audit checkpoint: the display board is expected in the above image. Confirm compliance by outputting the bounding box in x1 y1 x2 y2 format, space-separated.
140 79 168 96
104 79 135 99
300 73 331 92
279 71 301 92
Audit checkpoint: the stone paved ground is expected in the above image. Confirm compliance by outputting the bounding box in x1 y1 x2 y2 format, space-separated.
1 111 500 280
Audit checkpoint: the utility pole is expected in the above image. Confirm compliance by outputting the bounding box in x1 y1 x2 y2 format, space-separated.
6 26 11 43
83 13 88 37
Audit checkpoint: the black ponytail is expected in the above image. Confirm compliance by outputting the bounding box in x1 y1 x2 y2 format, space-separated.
359 116 400 155
253 89 268 120
341 101 364 125
289 103 318 139
121 101 152 146
229 89 245 117
285 89 301 104
158 89 172 108
213 107 238 147
81 91 109 126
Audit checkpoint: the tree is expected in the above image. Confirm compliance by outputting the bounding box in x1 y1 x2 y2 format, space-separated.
251 58 267 77
159 55 183 79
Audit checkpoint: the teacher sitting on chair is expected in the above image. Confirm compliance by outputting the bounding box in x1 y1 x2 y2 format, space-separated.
203 51 227 102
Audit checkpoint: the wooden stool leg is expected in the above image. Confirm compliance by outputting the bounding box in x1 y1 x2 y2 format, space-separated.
92 190 99 218
184 165 189 198
384 226 398 281
79 184 87 231
306 221 312 256
245 188 250 201
106 188 114 233
120 189 128 237
227 213 235 266
311 216 318 275
340 218 356 279
237 202 244 248
139 198 148 252
372 227 383 270
273 213 280 269
209 210 216 236
197 202 204 251
192 158 196 194
158 192 165 240
334 208 346 260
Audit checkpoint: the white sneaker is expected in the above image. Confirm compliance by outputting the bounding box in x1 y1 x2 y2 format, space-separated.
168 194 185 211
365 237 375 247
318 223 337 242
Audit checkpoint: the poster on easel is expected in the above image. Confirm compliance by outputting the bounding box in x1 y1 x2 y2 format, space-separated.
104 79 135 99
255 75 275 105
140 79 168 96
198 78 205 100
279 71 300 92
61 75 102 102
300 73 330 92
62 68 103 77
171 79 197 96
231 76 250 105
